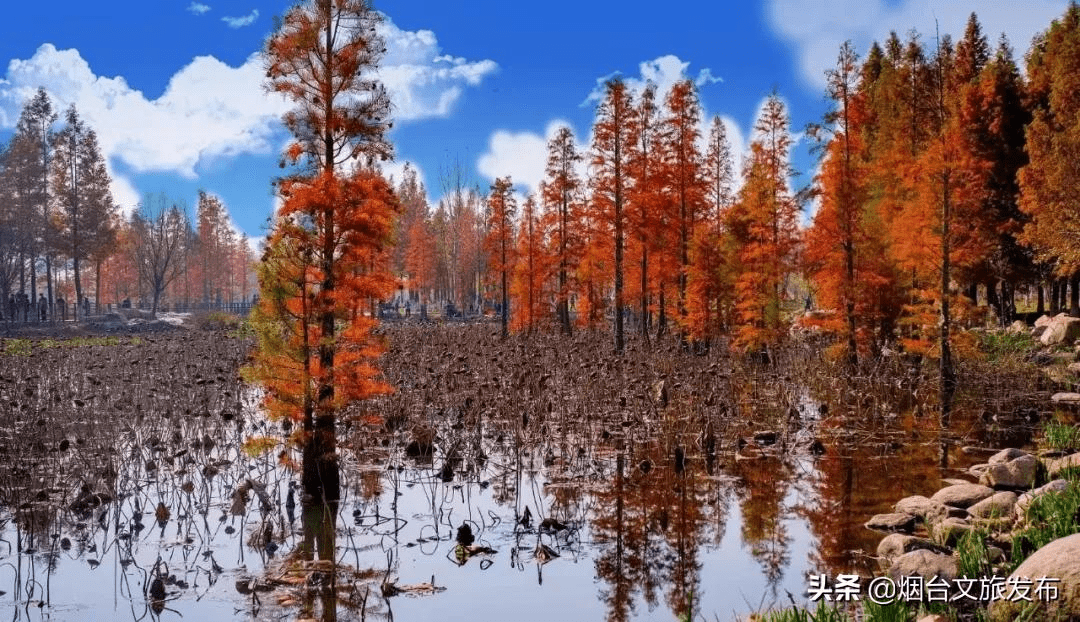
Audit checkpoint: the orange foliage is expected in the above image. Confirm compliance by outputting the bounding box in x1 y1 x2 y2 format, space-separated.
731 95 800 352
658 80 706 335
540 126 583 334
804 42 900 359
247 169 398 423
587 79 634 349
510 195 551 332
1019 4 1080 274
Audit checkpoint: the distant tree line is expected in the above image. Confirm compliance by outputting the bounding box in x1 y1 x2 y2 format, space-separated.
394 7 1080 364
0 89 257 318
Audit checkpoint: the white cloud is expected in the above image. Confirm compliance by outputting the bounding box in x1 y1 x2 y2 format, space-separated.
476 120 576 195
0 44 290 180
376 18 498 121
187 2 211 15
109 170 141 217
246 235 264 255
0 17 493 210
222 9 258 29
767 0 1069 88
583 55 722 106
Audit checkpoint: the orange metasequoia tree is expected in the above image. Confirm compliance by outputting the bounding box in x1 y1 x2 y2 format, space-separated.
589 78 634 352
626 83 664 341
541 126 583 335
1019 3 1080 308
248 0 397 562
659 80 706 341
804 41 900 365
686 114 736 343
510 194 550 333
485 176 517 338
731 94 800 354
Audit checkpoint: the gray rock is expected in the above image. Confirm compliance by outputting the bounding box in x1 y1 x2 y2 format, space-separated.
968 463 990 478
1052 393 1080 405
1040 314 1080 346
961 446 1003 458
877 533 950 560
930 483 995 508
989 533 1080 622
968 491 1018 519
894 495 948 522
1007 320 1028 334
988 448 1029 464
980 454 1038 489
888 549 958 582
1032 325 1048 339
865 512 917 533
1045 453 1080 479
1015 479 1071 519
929 516 971 547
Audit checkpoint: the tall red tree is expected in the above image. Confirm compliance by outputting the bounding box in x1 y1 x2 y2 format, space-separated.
250 0 397 563
626 83 664 340
732 94 800 353
541 126 583 334
659 80 706 339
806 42 903 363
686 115 736 342
510 194 549 332
484 176 516 338
1019 3 1080 312
589 78 634 352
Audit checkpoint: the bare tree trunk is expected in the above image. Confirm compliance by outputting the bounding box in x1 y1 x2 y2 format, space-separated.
1070 273 1080 318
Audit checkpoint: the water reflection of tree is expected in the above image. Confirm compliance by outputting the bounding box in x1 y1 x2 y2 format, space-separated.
732 455 792 590
592 445 724 622
797 408 948 577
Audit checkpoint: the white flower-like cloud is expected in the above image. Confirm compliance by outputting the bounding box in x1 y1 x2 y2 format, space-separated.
767 0 1069 89
376 19 498 121
584 55 722 106
187 2 210 16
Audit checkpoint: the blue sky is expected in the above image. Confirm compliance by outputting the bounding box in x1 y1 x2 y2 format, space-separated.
0 0 1069 246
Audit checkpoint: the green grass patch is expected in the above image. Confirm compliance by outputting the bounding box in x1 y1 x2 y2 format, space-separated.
978 330 1037 361
2 339 31 356
1009 480 1080 573
2 336 137 356
861 599 913 622
956 527 993 580
1042 420 1080 454
195 310 247 332
755 601 851 622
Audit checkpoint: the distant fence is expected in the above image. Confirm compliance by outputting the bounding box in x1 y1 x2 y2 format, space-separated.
2 299 257 324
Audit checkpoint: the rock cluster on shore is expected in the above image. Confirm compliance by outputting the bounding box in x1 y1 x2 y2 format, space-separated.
865 447 1080 621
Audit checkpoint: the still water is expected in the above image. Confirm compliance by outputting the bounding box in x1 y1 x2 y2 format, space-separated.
0 395 1035 622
